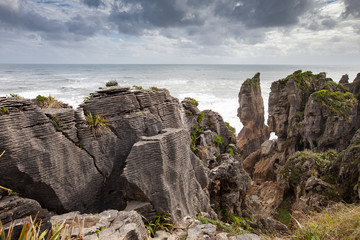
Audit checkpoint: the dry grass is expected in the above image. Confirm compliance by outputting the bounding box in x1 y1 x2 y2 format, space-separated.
291 203 360 239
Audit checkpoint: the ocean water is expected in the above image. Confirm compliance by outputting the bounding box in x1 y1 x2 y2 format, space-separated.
0 64 359 134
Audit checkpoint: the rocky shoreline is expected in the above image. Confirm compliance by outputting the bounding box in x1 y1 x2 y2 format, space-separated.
1 70 360 239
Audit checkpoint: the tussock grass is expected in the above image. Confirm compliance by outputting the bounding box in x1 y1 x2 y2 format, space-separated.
291 203 360 239
85 111 110 137
35 95 64 109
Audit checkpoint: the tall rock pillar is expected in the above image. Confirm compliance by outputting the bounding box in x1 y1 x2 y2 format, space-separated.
237 73 270 158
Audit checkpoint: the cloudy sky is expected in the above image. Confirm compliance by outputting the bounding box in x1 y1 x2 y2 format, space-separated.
0 0 359 64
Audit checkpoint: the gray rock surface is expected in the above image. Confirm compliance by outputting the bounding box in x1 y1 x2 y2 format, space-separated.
122 128 211 223
0 195 49 224
49 210 147 240
187 224 216 240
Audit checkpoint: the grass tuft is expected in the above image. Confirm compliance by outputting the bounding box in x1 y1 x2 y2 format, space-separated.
291 204 360 240
85 111 110 137
144 212 173 238
35 95 64 109
105 81 118 87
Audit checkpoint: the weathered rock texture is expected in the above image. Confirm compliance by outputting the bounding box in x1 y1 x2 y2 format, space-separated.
0 87 212 222
237 73 270 158
181 97 251 219
242 70 360 224
122 128 211 222
49 210 147 240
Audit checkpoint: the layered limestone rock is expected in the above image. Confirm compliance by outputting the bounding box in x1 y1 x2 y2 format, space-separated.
0 87 212 222
237 73 269 158
242 70 360 225
0 97 103 213
121 128 211 222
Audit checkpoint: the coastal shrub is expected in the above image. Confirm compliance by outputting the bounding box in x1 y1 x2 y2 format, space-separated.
214 135 224 147
35 95 64 108
242 73 260 88
149 86 169 93
291 204 360 239
132 85 144 90
188 98 199 107
225 122 235 135
9 93 22 98
85 111 110 137
0 107 9 115
312 89 356 120
190 124 203 153
197 112 204 124
227 148 235 156
105 80 118 87
144 212 173 238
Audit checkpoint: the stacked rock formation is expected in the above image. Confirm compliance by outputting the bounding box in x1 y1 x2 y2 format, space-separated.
237 73 270 158
242 70 360 220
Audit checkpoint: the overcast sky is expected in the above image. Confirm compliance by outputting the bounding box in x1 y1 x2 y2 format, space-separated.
0 0 359 64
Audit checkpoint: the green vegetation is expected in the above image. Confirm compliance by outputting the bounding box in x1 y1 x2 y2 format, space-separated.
243 72 260 88
196 210 252 235
190 124 203 153
190 112 205 152
0 107 9 115
105 80 118 87
291 204 360 240
149 86 169 93
197 112 204 124
144 213 173 238
276 208 292 226
312 89 356 120
51 115 66 131
132 85 144 90
95 226 105 237
83 95 93 102
225 122 235 135
227 148 235 156
35 95 63 108
9 94 22 98
214 135 224 147
85 111 110 137
187 98 199 107
0 215 84 240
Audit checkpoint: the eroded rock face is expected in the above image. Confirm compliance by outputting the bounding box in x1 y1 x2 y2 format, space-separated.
0 97 103 213
237 73 269 158
0 87 210 222
242 71 360 224
121 128 211 223
208 154 251 217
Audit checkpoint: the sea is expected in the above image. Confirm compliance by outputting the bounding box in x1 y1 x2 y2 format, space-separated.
0 64 359 134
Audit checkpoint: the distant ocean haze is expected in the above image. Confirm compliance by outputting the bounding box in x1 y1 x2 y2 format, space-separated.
1 64 359 134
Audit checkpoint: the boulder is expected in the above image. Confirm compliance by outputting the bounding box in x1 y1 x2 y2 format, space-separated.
0 195 49 225
49 210 147 240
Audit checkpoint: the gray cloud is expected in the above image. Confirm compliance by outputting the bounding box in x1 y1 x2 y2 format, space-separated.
343 0 360 18
82 0 103 8
214 0 314 28
0 2 103 41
